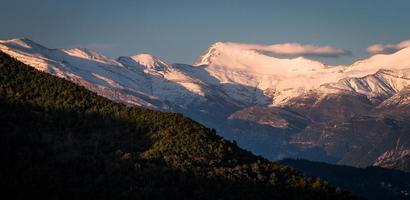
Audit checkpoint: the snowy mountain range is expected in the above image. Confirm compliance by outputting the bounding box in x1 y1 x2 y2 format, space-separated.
2 37 410 168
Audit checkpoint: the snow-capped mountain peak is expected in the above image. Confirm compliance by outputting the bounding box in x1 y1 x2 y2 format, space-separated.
0 37 40 48
192 41 345 104
3 38 410 108
118 53 170 71
0 37 51 54
345 46 410 76
194 41 226 66
195 41 328 73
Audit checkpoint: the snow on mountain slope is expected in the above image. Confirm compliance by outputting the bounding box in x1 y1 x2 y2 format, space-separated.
197 42 410 105
0 38 168 108
194 42 350 104
310 47 410 104
117 54 211 106
320 69 410 103
345 47 410 75
62 47 123 66
3 38 410 110
0 38 229 110
118 54 170 71
0 38 56 71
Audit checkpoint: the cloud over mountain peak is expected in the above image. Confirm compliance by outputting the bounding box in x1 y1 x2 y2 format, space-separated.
367 39 410 54
220 42 351 58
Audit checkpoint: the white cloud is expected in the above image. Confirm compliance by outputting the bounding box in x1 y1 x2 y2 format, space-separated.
226 42 351 57
367 39 410 54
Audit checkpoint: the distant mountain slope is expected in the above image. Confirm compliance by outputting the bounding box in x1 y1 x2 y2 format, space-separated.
281 159 410 200
0 52 357 199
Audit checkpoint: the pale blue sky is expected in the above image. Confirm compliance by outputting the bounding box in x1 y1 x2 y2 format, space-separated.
1 0 410 64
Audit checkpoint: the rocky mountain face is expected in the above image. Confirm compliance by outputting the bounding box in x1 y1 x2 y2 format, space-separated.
374 150 410 172
1 38 410 169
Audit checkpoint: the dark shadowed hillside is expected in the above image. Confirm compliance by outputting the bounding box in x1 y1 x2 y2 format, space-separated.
281 159 410 200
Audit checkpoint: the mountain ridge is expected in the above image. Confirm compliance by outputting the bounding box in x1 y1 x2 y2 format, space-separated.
2 37 410 169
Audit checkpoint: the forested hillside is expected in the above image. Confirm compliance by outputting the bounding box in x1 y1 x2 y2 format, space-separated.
0 51 356 199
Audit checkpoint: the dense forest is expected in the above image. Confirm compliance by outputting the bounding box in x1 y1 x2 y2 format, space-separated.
0 51 357 199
